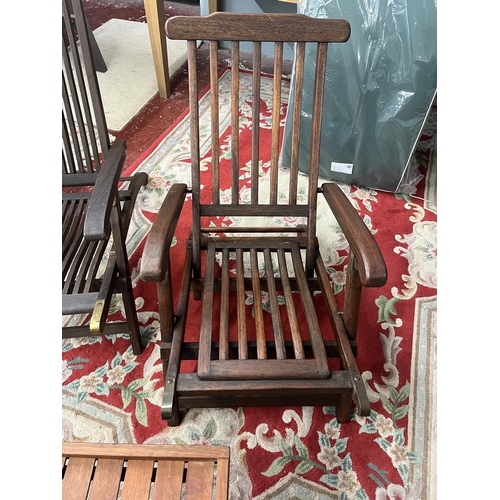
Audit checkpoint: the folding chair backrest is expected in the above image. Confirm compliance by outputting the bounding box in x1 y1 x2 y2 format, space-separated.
62 0 109 181
165 13 351 276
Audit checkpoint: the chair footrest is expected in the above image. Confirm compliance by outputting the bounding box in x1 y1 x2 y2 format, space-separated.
198 358 330 380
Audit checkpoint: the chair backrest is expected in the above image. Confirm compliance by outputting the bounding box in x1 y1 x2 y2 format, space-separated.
62 0 109 182
165 13 350 276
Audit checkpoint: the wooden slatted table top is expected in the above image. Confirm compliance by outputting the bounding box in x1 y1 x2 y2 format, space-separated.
62 442 230 500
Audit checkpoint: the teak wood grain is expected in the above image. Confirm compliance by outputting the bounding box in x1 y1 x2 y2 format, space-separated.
62 442 230 500
140 12 387 426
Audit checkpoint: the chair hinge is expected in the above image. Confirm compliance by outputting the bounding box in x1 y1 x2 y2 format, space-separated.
352 374 371 417
161 376 177 420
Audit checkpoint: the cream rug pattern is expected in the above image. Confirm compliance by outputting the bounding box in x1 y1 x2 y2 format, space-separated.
93 18 188 131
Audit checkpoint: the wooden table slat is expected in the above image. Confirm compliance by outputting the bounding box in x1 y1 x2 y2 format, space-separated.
152 460 185 500
185 461 215 500
62 457 95 500
88 458 123 500
120 459 155 500
214 458 230 500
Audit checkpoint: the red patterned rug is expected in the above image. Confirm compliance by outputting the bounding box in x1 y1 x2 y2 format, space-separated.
62 69 437 499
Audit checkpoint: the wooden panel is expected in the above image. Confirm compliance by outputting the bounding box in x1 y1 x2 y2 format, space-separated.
270 41 283 205
87 458 123 500
209 40 220 204
277 249 304 359
215 457 230 500
236 248 248 359
62 442 229 461
205 359 329 380
152 460 185 500
185 461 215 500
166 13 350 43
263 249 285 359
250 249 266 359
288 41 305 205
62 456 94 500
120 459 155 500
198 243 217 379
62 443 230 500
219 248 230 360
231 43 240 204
251 42 261 205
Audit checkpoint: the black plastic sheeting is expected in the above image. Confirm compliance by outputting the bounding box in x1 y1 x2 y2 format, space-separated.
281 0 437 193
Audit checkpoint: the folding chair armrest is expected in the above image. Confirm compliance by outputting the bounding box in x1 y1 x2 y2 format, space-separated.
84 140 127 241
140 183 188 282
321 182 387 287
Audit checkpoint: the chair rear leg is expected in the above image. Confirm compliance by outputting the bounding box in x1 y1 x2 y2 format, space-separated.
120 278 143 355
336 393 353 423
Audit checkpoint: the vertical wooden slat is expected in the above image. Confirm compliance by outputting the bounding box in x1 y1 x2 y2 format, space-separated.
219 248 230 360
288 41 305 205
250 249 266 359
215 457 230 500
62 457 94 500
198 242 217 378
305 42 328 277
87 458 123 500
120 459 155 500
69 0 109 160
152 460 185 500
236 248 248 359
210 40 220 204
231 41 240 204
62 111 76 175
270 41 283 204
251 41 262 204
264 249 285 359
62 26 91 173
342 252 362 341
277 249 304 359
184 461 215 500
188 39 201 276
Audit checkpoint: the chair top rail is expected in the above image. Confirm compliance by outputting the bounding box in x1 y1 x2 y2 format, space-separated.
166 12 350 43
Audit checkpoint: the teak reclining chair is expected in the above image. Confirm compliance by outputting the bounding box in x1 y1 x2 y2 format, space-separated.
62 0 147 354
140 13 387 425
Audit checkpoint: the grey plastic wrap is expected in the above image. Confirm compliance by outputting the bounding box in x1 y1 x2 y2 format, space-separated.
281 0 437 193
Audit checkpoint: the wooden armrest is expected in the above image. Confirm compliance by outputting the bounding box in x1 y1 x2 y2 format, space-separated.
321 182 387 287
140 183 188 282
83 140 127 241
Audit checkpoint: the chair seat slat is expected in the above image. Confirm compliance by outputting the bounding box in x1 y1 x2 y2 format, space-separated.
263 249 286 360
236 248 248 359
250 249 266 359
219 248 230 360
277 248 305 359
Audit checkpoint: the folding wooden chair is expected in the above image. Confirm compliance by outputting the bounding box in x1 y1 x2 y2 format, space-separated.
140 13 387 424
62 0 148 354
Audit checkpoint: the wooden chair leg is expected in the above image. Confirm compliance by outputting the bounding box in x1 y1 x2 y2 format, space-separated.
336 393 353 423
120 279 143 355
